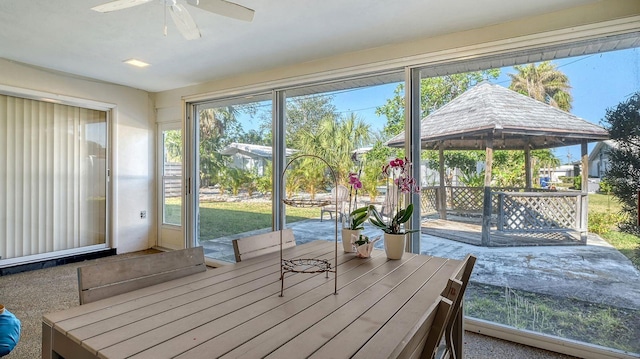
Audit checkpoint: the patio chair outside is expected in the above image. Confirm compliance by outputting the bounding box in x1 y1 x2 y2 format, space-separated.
320 185 349 222
379 185 399 219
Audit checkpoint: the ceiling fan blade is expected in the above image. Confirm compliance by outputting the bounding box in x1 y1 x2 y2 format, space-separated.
169 4 201 40
186 0 255 22
91 0 152 13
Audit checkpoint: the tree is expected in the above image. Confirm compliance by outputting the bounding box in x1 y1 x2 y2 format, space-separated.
198 107 242 187
602 91 640 233
285 94 339 146
422 150 484 180
163 129 182 162
508 61 573 111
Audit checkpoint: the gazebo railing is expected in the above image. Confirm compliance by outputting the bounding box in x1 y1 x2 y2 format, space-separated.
495 191 587 242
421 186 587 245
420 186 557 215
421 187 439 214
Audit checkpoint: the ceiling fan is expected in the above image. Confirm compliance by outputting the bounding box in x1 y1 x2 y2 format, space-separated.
91 0 255 40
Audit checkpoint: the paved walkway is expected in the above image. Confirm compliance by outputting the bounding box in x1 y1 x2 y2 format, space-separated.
200 218 640 310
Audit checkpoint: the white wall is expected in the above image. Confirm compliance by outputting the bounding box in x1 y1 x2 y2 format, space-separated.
0 59 156 254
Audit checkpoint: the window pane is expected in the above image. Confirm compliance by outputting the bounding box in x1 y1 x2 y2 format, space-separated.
283 76 404 248
195 95 272 262
417 47 640 355
162 129 181 226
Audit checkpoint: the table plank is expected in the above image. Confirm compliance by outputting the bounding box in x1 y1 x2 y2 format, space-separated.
330 258 459 359
64 244 332 354
125 249 368 359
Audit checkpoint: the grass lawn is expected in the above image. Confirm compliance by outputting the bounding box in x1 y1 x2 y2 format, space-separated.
588 193 640 271
165 200 320 239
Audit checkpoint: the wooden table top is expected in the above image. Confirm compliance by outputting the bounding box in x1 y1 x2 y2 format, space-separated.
43 240 461 359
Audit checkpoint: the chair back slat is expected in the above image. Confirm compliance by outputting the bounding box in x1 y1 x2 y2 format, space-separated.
232 229 296 262
77 247 206 305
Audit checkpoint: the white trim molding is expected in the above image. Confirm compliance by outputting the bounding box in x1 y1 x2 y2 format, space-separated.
466 317 639 359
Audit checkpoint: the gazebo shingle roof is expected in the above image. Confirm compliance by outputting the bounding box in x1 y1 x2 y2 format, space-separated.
387 81 609 150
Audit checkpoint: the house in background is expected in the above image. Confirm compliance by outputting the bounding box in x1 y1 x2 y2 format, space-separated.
220 143 296 176
588 139 617 178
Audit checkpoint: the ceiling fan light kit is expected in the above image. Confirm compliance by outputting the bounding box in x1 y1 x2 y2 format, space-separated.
91 0 254 40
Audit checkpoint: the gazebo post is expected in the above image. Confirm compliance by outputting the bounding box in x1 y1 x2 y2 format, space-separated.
481 133 494 246
524 144 532 190
580 141 589 243
581 141 589 193
438 142 447 220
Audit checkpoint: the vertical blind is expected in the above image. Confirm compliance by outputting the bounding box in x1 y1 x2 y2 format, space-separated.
0 94 107 261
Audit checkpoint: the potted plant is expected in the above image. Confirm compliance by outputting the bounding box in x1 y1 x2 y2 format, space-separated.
353 234 381 258
342 171 372 252
369 157 420 259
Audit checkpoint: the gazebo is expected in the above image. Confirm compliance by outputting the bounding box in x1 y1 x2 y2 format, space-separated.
388 81 609 246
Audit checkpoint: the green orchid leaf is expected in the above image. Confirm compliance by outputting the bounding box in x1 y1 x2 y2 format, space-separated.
397 203 414 224
369 217 386 229
370 208 385 223
350 206 368 215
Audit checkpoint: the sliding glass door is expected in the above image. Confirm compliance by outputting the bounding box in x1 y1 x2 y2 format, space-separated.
0 94 108 263
191 94 273 262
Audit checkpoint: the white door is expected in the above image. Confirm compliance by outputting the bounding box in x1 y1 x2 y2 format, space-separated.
157 122 184 249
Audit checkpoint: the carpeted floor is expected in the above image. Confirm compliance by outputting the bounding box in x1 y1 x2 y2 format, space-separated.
0 250 579 359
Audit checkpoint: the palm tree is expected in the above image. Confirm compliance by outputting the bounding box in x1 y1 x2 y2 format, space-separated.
294 113 371 185
508 61 573 111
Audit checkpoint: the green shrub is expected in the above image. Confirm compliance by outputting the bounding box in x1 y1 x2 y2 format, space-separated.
572 176 582 190
589 211 626 234
599 179 613 194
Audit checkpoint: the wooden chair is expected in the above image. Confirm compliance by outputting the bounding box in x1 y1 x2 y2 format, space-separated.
438 254 477 359
232 229 296 262
77 246 206 305
399 278 462 359
320 185 349 222
422 279 464 359
400 254 476 359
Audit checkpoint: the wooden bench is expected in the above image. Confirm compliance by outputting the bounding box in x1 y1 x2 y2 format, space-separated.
232 229 296 262
77 246 206 305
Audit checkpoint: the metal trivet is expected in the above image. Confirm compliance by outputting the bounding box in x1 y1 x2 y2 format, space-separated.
282 258 332 273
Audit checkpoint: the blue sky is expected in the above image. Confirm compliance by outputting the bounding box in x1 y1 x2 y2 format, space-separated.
328 47 640 164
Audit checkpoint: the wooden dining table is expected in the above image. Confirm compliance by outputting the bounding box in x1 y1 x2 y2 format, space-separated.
43 240 463 359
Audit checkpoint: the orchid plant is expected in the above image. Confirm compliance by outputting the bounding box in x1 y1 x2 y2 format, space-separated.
369 157 421 234
345 171 371 230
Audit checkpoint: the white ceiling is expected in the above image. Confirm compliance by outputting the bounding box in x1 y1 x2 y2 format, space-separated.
0 0 602 93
